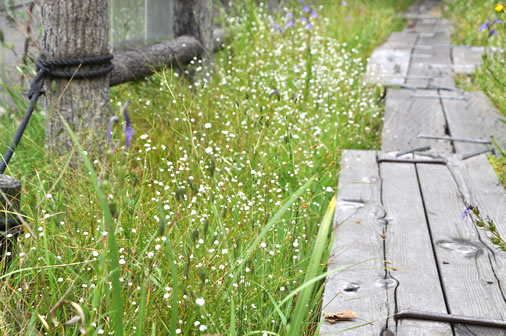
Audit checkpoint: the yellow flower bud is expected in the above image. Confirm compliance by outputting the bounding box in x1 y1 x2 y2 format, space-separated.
495 4 504 12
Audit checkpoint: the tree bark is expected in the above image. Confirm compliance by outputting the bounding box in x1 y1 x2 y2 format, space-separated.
41 0 111 156
173 0 213 74
110 29 225 87
0 174 21 263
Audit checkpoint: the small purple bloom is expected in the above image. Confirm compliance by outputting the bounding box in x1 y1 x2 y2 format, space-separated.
273 23 284 33
285 11 293 19
122 100 134 148
305 22 313 30
311 10 317 19
269 89 280 101
479 17 503 37
462 205 472 220
107 116 119 145
341 0 347 6
297 17 308 23
284 20 294 29
303 5 310 12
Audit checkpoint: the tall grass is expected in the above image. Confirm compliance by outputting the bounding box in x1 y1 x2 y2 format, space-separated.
444 0 505 115
0 0 414 334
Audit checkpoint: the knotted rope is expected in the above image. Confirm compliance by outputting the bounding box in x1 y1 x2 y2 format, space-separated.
0 54 113 174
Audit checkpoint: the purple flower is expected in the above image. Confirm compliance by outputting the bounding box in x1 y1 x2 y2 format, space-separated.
107 116 119 145
122 100 134 148
462 205 472 220
107 100 134 150
297 17 308 23
341 0 347 6
303 5 310 12
284 20 294 29
479 17 503 37
269 89 280 101
285 11 293 19
311 10 317 19
305 22 313 30
273 23 284 33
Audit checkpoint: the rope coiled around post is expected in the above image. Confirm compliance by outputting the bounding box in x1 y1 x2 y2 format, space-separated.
0 54 114 174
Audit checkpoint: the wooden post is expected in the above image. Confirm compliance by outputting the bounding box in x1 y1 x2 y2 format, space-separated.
41 0 111 156
0 174 22 263
173 0 213 76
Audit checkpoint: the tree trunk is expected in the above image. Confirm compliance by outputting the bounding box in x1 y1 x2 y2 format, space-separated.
110 29 225 87
173 0 213 74
0 174 21 265
41 0 111 156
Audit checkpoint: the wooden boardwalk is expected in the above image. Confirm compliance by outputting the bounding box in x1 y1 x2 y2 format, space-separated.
321 0 506 335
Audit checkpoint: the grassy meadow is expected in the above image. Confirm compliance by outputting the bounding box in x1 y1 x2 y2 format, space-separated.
0 0 417 335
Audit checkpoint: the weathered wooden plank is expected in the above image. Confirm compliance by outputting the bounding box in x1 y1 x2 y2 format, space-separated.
406 30 454 88
417 163 506 335
366 33 418 85
450 154 506 249
441 91 505 154
452 46 483 74
378 151 446 165
405 0 442 17
381 162 452 335
382 89 453 153
366 48 412 86
320 151 393 335
383 32 419 47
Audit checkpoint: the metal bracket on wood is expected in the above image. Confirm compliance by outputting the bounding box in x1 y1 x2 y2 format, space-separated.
396 145 431 157
410 94 468 101
417 134 492 144
395 310 506 329
461 149 491 160
378 158 446 165
428 83 463 92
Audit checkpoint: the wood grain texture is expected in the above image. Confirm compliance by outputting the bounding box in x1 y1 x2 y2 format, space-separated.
449 154 506 280
0 174 21 213
173 0 213 71
441 91 505 155
0 174 21 263
407 31 454 88
366 33 417 85
417 164 506 336
42 0 111 155
382 89 452 153
320 151 393 335
110 29 225 86
380 162 452 335
452 46 483 74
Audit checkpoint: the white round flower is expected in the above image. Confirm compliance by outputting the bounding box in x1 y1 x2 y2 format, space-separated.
196 297 205 306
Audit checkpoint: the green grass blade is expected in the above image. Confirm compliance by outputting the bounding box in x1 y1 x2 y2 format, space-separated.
60 117 123 335
267 291 287 326
233 177 315 279
135 277 148 336
229 297 237 336
287 196 336 335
